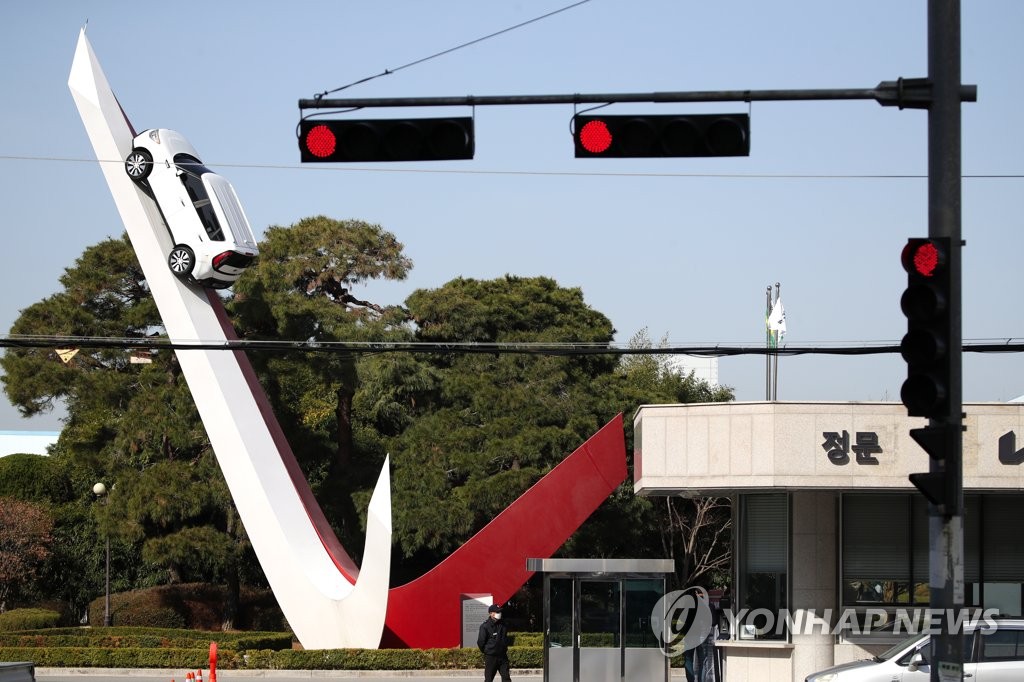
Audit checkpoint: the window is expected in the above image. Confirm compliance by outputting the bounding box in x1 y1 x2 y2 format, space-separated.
979 628 1024 662
624 579 663 648
738 493 788 640
842 494 928 609
174 155 225 241
841 493 1024 634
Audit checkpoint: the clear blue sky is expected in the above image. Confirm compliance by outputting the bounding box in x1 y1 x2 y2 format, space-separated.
2 1 1022 431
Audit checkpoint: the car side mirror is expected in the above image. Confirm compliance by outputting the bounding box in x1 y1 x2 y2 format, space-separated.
907 652 926 672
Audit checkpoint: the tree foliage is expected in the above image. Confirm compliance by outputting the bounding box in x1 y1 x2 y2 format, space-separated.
0 497 53 609
2 217 736 618
372 276 620 565
0 236 248 618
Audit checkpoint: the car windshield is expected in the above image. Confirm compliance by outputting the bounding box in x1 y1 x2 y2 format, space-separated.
174 154 225 241
875 633 924 662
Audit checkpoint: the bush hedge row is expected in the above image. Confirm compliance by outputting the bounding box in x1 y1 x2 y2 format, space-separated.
0 609 62 632
0 631 290 651
0 646 544 670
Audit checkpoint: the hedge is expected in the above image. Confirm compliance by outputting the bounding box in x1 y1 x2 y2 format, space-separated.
0 610 61 632
0 646 544 670
3 627 290 650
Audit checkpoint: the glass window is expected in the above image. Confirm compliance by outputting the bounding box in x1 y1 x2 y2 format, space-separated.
624 579 663 648
549 577 573 648
739 493 788 640
579 580 620 648
981 496 1024 616
979 629 1024 662
842 493 1024 633
842 494 923 606
175 155 225 241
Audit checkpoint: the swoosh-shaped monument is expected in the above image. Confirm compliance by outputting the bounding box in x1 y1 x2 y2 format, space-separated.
69 28 628 649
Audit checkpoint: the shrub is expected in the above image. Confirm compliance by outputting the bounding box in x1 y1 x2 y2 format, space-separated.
0 608 60 632
0 455 71 504
85 583 286 631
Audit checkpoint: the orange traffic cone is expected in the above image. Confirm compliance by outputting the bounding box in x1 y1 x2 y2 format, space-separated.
196 670 204 682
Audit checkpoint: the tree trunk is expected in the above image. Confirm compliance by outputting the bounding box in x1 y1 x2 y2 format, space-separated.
222 563 239 631
222 509 239 631
335 385 354 469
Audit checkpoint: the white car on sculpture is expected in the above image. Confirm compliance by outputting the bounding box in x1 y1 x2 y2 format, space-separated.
124 129 258 288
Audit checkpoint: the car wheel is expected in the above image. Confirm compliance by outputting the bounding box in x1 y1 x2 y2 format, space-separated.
167 245 195 279
125 149 153 182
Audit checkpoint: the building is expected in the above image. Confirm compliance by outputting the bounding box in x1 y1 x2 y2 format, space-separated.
633 401 1024 682
0 430 58 458
668 355 720 387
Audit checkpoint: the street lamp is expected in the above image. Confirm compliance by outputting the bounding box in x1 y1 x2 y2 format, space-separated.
92 482 111 627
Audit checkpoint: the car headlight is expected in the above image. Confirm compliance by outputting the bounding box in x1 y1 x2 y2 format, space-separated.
148 129 161 144
806 674 837 682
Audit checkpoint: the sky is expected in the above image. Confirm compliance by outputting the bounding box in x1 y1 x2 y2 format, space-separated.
1 1 1022 431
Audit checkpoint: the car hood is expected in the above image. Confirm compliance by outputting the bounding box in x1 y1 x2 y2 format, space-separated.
809 657 881 678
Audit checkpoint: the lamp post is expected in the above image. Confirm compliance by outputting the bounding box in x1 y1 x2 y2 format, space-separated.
92 482 111 627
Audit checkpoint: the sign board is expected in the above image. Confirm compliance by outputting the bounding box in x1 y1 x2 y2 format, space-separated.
461 594 493 648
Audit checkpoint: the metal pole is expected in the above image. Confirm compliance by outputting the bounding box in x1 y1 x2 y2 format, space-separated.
765 287 772 400
298 82 975 111
104 534 111 627
928 0 964 680
773 283 781 401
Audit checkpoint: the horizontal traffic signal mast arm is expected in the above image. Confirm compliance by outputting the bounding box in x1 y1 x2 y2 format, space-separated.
299 80 976 110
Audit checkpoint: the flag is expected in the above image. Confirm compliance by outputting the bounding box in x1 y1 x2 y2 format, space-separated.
767 298 787 343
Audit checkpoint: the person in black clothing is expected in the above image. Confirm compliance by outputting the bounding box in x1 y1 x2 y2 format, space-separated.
477 603 511 682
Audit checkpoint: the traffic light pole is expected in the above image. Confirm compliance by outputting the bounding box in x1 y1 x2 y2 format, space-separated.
927 1 965 681
302 6 970 677
300 81 975 111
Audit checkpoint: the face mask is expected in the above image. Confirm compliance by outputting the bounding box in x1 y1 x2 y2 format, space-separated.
493 613 502 620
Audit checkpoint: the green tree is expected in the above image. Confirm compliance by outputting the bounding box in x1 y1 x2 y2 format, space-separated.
609 328 733 589
228 216 413 555
362 276 622 577
1 236 249 624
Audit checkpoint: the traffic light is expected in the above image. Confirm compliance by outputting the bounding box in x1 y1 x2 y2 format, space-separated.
899 238 952 418
573 113 749 158
299 117 474 162
908 424 961 516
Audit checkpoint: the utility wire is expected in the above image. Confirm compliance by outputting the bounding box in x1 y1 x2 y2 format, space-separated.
3 154 1024 180
314 0 595 99
3 335 1023 357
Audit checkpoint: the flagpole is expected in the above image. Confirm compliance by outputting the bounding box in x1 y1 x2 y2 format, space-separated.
765 286 772 400
773 282 781 400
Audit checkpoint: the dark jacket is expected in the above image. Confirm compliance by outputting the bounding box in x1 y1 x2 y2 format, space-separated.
477 616 510 657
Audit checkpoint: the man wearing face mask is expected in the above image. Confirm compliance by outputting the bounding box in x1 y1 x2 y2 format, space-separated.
477 603 511 682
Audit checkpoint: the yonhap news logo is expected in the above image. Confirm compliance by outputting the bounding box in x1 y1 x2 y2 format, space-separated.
651 586 714 657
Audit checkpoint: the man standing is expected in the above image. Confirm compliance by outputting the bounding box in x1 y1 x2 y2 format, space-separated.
477 603 511 682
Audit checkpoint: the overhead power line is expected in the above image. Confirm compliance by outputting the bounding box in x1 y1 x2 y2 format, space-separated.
3 154 1023 180
314 0 595 98
3 334 1023 357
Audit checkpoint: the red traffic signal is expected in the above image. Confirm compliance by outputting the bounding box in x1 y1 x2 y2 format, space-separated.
899 237 952 418
902 240 944 278
299 117 475 162
573 113 750 158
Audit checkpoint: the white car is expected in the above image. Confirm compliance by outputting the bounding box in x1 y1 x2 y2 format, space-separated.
124 129 258 288
805 619 1024 681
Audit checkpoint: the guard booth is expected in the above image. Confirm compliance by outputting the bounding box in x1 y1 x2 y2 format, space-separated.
527 558 675 682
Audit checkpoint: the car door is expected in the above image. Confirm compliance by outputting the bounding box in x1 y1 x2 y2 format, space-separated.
973 627 1024 680
898 639 934 681
911 632 980 681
